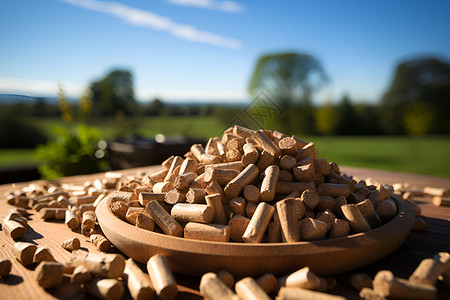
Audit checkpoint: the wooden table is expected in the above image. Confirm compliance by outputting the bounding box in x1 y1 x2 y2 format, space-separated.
1 166 449 299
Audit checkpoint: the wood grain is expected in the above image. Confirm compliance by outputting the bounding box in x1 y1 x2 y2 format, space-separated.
0 165 449 300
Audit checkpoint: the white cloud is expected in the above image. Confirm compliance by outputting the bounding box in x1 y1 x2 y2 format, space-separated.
167 0 243 13
0 77 83 98
58 0 241 49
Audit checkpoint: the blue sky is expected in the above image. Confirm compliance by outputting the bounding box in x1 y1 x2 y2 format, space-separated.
0 0 449 103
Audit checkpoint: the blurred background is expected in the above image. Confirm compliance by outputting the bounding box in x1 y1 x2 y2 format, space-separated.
1 0 449 183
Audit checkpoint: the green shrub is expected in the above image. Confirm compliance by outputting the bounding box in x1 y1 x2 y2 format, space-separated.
35 124 108 179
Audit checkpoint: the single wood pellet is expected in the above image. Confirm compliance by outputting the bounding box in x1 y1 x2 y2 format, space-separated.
217 269 235 289
2 220 27 239
373 270 436 300
242 202 275 243
277 287 346 300
90 234 112 252
84 278 124 300
12 242 37 266
33 246 55 264
71 265 91 284
0 258 12 277
184 222 230 242
79 252 125 278
278 267 321 290
200 272 240 300
35 261 64 289
235 277 271 300
147 254 178 300
61 237 81 252
257 273 279 294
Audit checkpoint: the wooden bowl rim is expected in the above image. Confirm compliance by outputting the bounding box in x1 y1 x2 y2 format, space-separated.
97 195 414 257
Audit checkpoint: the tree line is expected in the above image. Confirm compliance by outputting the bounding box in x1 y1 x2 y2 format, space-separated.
1 53 449 150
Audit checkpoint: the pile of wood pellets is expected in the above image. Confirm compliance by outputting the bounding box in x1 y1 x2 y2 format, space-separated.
2 125 450 299
109 125 402 243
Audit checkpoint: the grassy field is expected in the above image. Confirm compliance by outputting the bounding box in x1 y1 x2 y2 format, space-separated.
0 149 38 168
310 136 450 179
32 116 225 140
1 116 450 179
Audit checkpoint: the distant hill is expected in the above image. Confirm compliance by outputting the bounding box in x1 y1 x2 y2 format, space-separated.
0 93 64 104
0 93 248 107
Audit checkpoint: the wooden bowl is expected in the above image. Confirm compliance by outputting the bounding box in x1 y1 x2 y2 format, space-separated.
96 196 414 277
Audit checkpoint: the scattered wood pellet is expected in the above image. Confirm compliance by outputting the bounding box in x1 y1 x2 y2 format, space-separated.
217 269 235 289
373 270 436 299
359 288 386 300
235 277 271 300
277 287 346 300
432 196 450 207
257 273 278 294
72 251 125 278
147 254 178 300
124 258 155 300
65 206 80 230
61 237 81 252
33 246 55 264
12 242 37 266
423 186 449 197
200 272 240 300
81 211 96 236
409 258 446 286
2 219 27 239
71 265 91 284
35 261 64 289
40 207 67 220
0 258 12 277
90 234 112 252
433 252 450 272
84 278 124 300
278 266 321 290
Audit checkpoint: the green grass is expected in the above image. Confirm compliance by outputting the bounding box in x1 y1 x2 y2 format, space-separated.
2 116 450 178
0 149 38 168
31 116 225 140
304 135 450 179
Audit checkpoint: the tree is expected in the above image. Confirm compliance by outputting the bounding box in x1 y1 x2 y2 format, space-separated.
248 52 328 134
145 98 165 116
381 57 450 134
315 101 338 135
91 69 136 116
335 94 357 135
